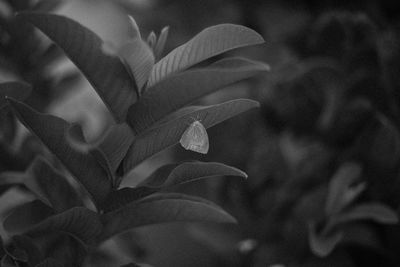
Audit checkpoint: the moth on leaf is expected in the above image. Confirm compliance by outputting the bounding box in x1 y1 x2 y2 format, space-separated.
180 120 209 154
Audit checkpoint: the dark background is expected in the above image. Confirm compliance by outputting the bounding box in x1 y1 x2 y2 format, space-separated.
2 0 400 266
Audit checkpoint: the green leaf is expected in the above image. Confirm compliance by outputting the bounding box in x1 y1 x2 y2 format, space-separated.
118 39 155 94
24 156 82 212
98 123 135 174
66 122 134 181
0 82 31 109
333 203 399 225
100 193 236 241
148 24 264 86
65 123 114 182
17 12 137 122
140 161 247 186
147 31 157 50
154 26 169 60
128 57 268 134
127 15 141 39
3 200 55 234
123 99 259 171
101 187 157 213
325 162 363 216
308 222 343 257
27 207 103 245
103 161 246 212
8 99 112 207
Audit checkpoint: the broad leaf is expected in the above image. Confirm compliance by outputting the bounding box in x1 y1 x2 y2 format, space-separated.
118 39 155 94
17 12 137 122
0 82 31 109
333 203 399 225
65 123 114 181
100 193 236 241
309 222 343 257
148 24 264 86
66 123 134 180
128 57 268 133
98 123 135 174
3 200 54 234
140 161 247 187
109 163 180 208
103 161 246 212
27 207 103 245
8 99 112 207
123 99 259 171
24 156 82 212
101 187 157 213
325 162 362 215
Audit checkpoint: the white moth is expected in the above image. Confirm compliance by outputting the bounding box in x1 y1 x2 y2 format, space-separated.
179 120 209 154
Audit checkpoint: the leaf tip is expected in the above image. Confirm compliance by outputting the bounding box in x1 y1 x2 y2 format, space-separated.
127 15 141 39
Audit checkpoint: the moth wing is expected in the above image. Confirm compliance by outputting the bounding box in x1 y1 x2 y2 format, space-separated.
193 121 209 154
179 122 195 149
199 123 210 154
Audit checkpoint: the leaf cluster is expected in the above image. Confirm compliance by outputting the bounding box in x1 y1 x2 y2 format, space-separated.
0 9 267 267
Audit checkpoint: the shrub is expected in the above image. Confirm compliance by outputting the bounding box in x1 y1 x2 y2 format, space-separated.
0 7 268 267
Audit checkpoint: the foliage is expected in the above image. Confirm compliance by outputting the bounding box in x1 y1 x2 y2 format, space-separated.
0 5 267 267
189 8 400 267
0 0 78 173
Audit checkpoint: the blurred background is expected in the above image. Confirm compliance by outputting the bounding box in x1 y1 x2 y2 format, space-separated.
3 0 400 266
